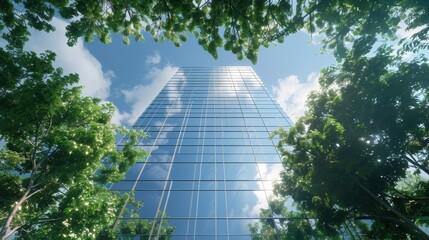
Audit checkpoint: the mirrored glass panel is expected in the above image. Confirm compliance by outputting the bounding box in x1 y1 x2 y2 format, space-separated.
114 67 292 239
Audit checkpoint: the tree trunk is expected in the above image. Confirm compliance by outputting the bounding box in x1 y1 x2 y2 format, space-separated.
0 183 32 239
0 156 38 239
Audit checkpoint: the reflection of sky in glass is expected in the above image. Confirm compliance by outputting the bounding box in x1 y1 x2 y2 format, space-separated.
112 67 293 239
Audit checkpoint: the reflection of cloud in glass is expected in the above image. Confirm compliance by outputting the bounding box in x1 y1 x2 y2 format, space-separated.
140 157 170 180
165 70 186 117
249 163 283 217
147 126 175 153
122 163 145 180
114 67 294 238
225 161 263 233
154 133 171 145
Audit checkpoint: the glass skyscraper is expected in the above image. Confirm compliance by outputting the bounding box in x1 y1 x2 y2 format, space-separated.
113 66 293 239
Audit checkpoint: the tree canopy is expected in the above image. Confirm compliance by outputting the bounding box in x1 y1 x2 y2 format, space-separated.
1 0 428 63
0 48 148 239
249 197 356 239
270 47 429 239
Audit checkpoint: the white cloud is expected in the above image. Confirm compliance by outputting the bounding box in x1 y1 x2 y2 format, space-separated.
395 22 429 61
402 51 417 61
146 51 161 65
25 17 112 99
396 22 425 39
113 65 178 126
300 29 325 45
273 72 320 122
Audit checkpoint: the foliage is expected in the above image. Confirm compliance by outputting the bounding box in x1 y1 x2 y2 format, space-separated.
303 0 429 59
249 198 366 239
1 0 428 63
0 48 147 239
271 47 429 239
96 208 175 240
98 212 176 240
249 198 326 240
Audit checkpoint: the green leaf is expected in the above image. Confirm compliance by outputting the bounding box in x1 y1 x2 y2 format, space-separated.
0 48 153 239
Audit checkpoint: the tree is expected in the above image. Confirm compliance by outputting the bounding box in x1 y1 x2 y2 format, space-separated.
248 198 366 239
98 212 176 240
1 0 428 63
271 46 429 239
296 0 429 60
0 48 147 239
97 209 176 240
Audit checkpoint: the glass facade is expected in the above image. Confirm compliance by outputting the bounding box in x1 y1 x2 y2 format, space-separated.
113 66 293 239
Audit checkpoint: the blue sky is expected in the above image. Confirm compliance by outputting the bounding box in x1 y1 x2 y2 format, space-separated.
88 28 336 124
22 17 418 127
21 17 341 126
